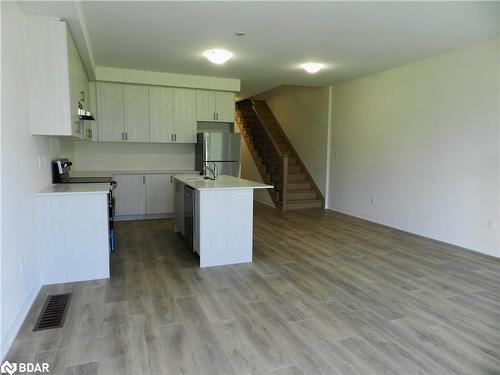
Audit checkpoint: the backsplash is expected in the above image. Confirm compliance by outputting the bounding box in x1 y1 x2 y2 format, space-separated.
64 140 195 171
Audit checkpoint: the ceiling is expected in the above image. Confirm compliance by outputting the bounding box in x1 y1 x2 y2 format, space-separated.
21 1 500 98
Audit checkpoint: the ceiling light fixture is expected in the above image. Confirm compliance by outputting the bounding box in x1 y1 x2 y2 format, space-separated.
302 63 325 73
203 49 233 64
235 31 246 37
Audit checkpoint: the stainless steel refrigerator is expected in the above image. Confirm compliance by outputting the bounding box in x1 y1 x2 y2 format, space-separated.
195 132 241 177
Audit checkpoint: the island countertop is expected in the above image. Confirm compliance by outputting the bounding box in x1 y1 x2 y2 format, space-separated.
174 175 273 191
37 183 111 195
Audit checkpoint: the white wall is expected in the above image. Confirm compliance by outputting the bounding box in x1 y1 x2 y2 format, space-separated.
95 66 240 92
329 38 500 257
257 85 330 196
67 141 195 171
1 2 62 358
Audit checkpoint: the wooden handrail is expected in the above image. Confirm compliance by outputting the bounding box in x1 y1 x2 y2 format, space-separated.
251 98 325 208
234 108 280 208
250 98 286 158
282 155 288 211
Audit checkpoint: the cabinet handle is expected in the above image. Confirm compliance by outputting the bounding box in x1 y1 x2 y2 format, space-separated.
170 175 173 183
125 132 128 141
121 132 124 140
171 134 173 142
214 112 216 121
143 175 145 184
174 134 177 141
216 112 219 120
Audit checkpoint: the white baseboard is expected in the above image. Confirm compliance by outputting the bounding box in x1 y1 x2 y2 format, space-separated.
328 204 499 259
114 213 174 221
1 283 41 361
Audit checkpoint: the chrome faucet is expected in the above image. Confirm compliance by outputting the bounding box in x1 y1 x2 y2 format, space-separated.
204 162 218 180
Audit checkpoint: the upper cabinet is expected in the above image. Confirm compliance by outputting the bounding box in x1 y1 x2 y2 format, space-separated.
93 83 234 144
97 83 150 142
173 88 197 143
27 17 90 137
149 87 196 143
196 90 235 122
124 85 150 142
149 86 174 142
96 82 125 142
215 91 236 122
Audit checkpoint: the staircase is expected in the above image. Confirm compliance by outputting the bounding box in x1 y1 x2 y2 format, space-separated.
236 98 324 211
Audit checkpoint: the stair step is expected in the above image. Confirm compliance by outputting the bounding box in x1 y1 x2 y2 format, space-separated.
287 190 317 200
287 173 306 181
287 181 311 191
286 199 323 210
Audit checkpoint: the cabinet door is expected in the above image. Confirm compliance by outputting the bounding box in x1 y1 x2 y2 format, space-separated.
215 91 235 122
113 174 146 216
174 88 197 143
124 85 150 142
97 82 125 142
146 174 174 214
67 31 89 137
87 81 99 141
149 86 174 143
196 90 216 121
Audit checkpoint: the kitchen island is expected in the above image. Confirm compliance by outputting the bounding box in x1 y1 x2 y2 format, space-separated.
35 183 112 284
174 175 272 267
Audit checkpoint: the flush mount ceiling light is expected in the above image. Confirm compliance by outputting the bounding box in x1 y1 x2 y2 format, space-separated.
302 63 325 73
203 49 233 64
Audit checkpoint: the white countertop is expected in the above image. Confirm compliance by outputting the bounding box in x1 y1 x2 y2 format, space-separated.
37 183 111 195
174 175 273 191
72 170 198 178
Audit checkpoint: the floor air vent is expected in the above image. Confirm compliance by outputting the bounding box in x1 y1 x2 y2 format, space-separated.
33 293 72 331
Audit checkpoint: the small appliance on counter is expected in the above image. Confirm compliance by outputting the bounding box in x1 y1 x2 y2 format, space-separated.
51 159 117 252
195 132 241 177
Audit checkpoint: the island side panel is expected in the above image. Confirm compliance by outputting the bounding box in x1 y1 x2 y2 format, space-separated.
197 188 253 267
35 193 110 284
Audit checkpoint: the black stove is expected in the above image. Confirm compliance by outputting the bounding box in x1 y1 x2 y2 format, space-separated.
58 176 114 184
52 159 114 185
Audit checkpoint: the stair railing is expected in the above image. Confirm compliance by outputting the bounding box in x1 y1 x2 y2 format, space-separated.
281 155 288 211
236 101 289 211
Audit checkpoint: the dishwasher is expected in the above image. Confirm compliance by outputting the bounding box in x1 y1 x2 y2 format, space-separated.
184 185 196 253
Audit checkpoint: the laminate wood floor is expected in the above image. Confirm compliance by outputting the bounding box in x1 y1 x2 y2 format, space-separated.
7 203 500 374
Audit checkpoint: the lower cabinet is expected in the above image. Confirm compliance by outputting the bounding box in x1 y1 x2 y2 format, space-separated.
113 174 147 216
113 173 190 217
146 174 174 214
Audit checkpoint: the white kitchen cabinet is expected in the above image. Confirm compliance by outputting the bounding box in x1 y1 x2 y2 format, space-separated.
196 90 216 122
124 85 150 142
146 174 175 214
174 88 197 143
97 82 125 142
215 91 236 122
113 174 146 216
149 86 174 142
196 90 235 122
27 17 90 137
86 81 99 141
